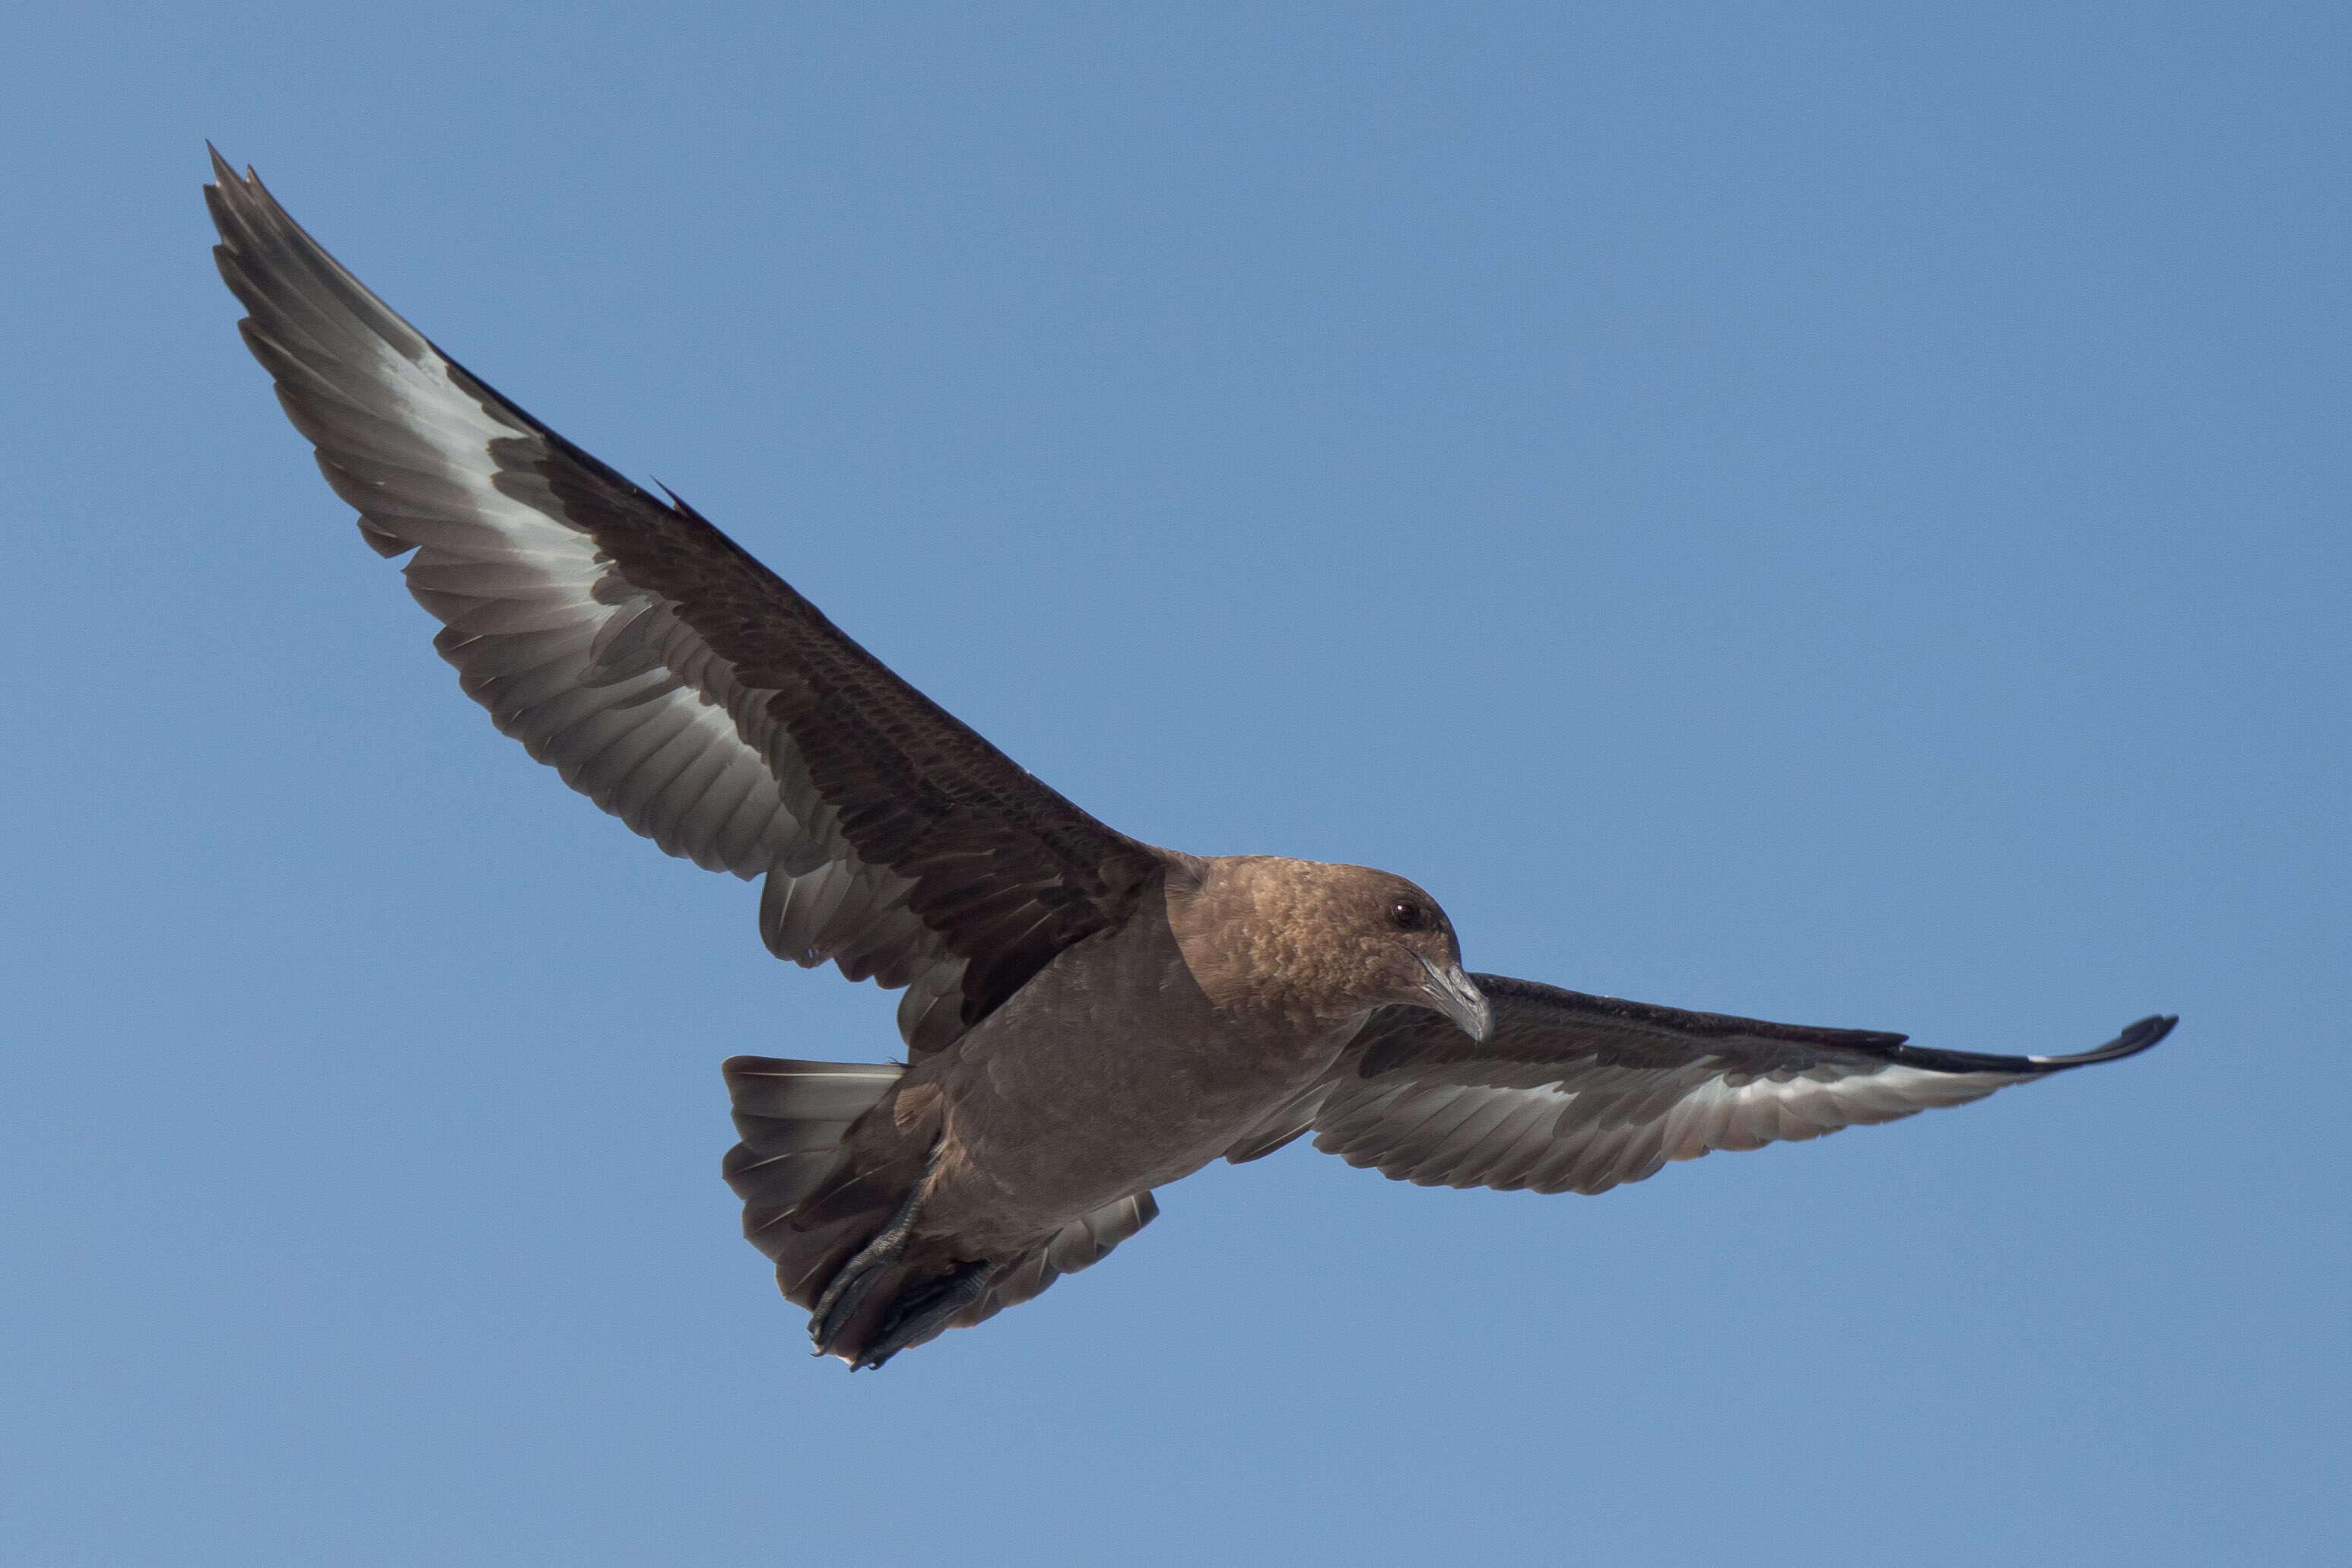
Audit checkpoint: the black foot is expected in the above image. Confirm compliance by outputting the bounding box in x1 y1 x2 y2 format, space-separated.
852 1262 992 1372
808 1179 925 1357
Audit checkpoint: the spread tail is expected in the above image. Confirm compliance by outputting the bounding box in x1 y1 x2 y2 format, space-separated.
719 1054 1161 1367
721 1056 916 1310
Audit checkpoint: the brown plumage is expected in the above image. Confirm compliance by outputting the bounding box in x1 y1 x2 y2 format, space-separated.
205 151 2173 1370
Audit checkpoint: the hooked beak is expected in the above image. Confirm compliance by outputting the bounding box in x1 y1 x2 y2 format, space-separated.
1413 952 1493 1042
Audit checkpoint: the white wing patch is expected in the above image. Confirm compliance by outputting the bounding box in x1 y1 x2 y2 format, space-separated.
315 335 806 880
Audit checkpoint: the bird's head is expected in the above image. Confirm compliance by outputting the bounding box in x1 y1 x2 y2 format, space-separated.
1173 857 1492 1041
1338 868 1493 1043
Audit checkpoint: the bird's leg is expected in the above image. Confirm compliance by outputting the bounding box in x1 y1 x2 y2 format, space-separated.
852 1261 992 1372
808 1152 934 1358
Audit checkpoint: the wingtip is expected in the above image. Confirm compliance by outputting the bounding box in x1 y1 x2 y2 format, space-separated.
2109 1012 2178 1056
2027 1011 2176 1070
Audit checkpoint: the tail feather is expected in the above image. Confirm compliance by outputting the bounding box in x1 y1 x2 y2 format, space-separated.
719 1054 1163 1364
722 1056 912 1310
725 1056 902 1128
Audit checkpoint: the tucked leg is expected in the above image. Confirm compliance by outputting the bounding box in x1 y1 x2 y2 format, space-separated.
853 1262 993 1371
807 1173 927 1358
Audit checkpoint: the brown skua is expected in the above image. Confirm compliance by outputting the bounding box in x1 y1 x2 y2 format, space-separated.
206 151 2172 1370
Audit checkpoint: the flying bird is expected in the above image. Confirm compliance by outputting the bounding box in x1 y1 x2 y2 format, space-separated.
205 150 2173 1370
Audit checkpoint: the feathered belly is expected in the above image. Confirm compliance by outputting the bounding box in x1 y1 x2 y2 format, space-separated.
904 920 1354 1246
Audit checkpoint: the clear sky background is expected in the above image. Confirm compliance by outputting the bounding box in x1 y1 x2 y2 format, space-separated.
5 5 2345 1565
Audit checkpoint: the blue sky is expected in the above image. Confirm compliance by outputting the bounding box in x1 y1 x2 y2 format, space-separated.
5 5 2345 1564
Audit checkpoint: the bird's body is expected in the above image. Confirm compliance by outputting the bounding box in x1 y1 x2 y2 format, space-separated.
735 854 1472 1365
205 149 2173 1370
909 859 1377 1239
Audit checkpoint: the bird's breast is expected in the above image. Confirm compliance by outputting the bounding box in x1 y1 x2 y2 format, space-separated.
909 898 1358 1239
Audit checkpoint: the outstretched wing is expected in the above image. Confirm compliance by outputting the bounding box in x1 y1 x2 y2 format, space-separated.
206 151 1166 1054
1239 974 2170 1195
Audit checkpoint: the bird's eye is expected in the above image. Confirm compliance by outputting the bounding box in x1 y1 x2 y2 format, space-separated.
1390 899 1425 931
